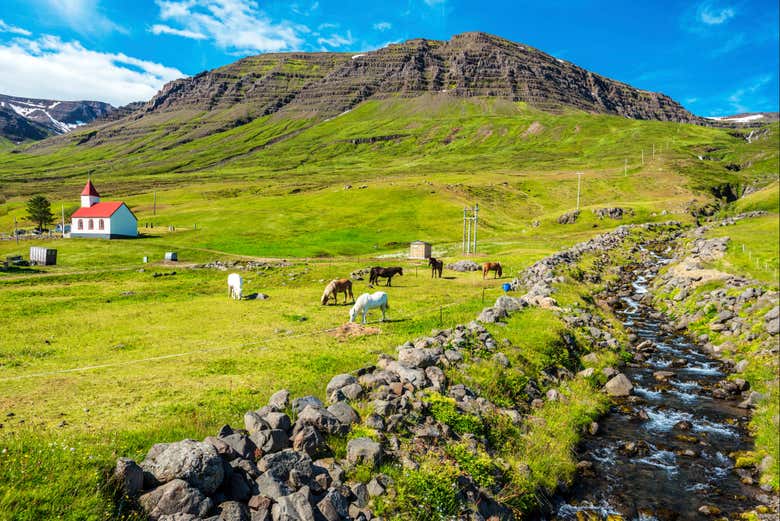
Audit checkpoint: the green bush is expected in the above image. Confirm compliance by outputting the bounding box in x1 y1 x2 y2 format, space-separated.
392 462 460 521
426 393 484 435
444 442 497 488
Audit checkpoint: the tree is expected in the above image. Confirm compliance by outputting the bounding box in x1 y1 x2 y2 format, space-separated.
26 195 54 232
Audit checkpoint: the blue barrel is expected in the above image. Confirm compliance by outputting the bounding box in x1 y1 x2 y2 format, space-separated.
502 283 512 292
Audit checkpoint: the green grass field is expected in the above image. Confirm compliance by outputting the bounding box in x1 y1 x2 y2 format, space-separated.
0 99 777 519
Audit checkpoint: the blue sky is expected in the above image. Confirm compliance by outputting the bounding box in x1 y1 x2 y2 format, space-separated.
0 0 777 116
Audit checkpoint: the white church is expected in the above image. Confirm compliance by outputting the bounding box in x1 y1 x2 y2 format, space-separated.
70 179 138 239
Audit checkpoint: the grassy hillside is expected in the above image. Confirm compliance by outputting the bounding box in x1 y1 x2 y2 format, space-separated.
0 95 777 519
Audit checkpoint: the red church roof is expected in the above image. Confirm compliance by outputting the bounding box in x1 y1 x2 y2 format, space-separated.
81 180 100 197
72 201 124 218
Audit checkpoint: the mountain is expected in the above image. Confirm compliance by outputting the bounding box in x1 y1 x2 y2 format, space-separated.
0 104 51 142
0 93 115 141
143 31 698 123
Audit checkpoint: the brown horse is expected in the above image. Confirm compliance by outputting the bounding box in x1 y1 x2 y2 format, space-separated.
321 278 354 305
482 262 503 279
428 257 443 278
369 266 403 286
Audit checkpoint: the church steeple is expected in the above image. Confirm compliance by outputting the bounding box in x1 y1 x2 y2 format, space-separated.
80 178 100 208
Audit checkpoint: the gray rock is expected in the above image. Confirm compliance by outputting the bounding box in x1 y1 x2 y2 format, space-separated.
477 306 507 323
258 450 313 482
222 433 258 460
384 361 427 389
577 367 595 378
141 440 225 495
316 487 351 521
339 383 363 401
398 347 439 369
493 295 526 313
245 411 271 434
604 374 633 397
268 390 291 411
327 401 359 426
139 479 214 521
351 482 369 508
766 318 780 336
271 489 315 521
296 405 347 435
204 436 239 460
444 349 463 363
326 374 358 399
738 391 766 409
248 496 272 521
492 352 510 367
292 396 323 414
224 471 252 502
263 412 292 433
425 365 446 390
366 477 386 497
218 501 251 521
250 429 289 455
114 457 144 497
291 425 330 459
346 438 382 467
364 413 385 431
255 473 290 499
765 306 780 321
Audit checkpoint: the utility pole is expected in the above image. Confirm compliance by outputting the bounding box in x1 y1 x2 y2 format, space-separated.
462 207 467 254
473 203 479 254
576 172 583 210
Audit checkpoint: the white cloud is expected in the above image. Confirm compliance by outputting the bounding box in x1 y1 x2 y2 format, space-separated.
0 19 32 36
0 35 184 106
373 22 392 32
150 24 207 40
317 31 353 49
424 0 446 5
697 2 735 25
726 74 773 113
44 0 126 35
153 0 304 53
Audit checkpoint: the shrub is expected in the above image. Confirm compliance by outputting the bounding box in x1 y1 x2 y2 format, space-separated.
425 392 483 435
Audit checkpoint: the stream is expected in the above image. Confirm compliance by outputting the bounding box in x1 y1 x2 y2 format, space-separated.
554 250 762 520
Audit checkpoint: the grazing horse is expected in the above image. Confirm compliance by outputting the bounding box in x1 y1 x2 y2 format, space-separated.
227 273 243 300
369 266 403 286
428 257 443 278
482 262 503 279
349 292 389 324
321 278 354 305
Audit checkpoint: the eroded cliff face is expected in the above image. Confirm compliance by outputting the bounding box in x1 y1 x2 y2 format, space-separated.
141 32 699 123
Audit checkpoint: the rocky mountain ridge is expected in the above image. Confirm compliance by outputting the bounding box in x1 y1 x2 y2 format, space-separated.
0 93 115 142
138 32 699 124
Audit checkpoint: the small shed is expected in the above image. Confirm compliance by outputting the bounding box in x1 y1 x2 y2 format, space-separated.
409 241 432 260
30 247 57 266
164 252 178 262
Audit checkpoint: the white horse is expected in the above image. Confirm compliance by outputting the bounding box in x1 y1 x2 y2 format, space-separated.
227 273 243 300
349 291 389 324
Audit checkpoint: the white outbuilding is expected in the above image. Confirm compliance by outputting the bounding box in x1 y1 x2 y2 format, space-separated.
70 179 138 239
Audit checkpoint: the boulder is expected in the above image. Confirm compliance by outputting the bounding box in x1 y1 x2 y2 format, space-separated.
257 450 313 482
557 210 580 224
398 347 439 369
477 306 507 323
250 429 289 455
248 496 273 520
346 438 382 468
604 374 633 397
326 374 358 399
384 361 428 389
296 405 347 435
141 440 225 495
316 488 350 521
222 433 258 460
291 425 330 459
244 412 271 434
268 390 291 411
139 479 214 521
327 401 360 426
292 396 323 414
218 501 251 521
766 318 779 336
114 457 144 497
255 473 290 499
271 489 315 521
263 412 292 433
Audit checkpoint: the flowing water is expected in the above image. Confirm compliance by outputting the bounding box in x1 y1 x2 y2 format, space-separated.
554 256 762 521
